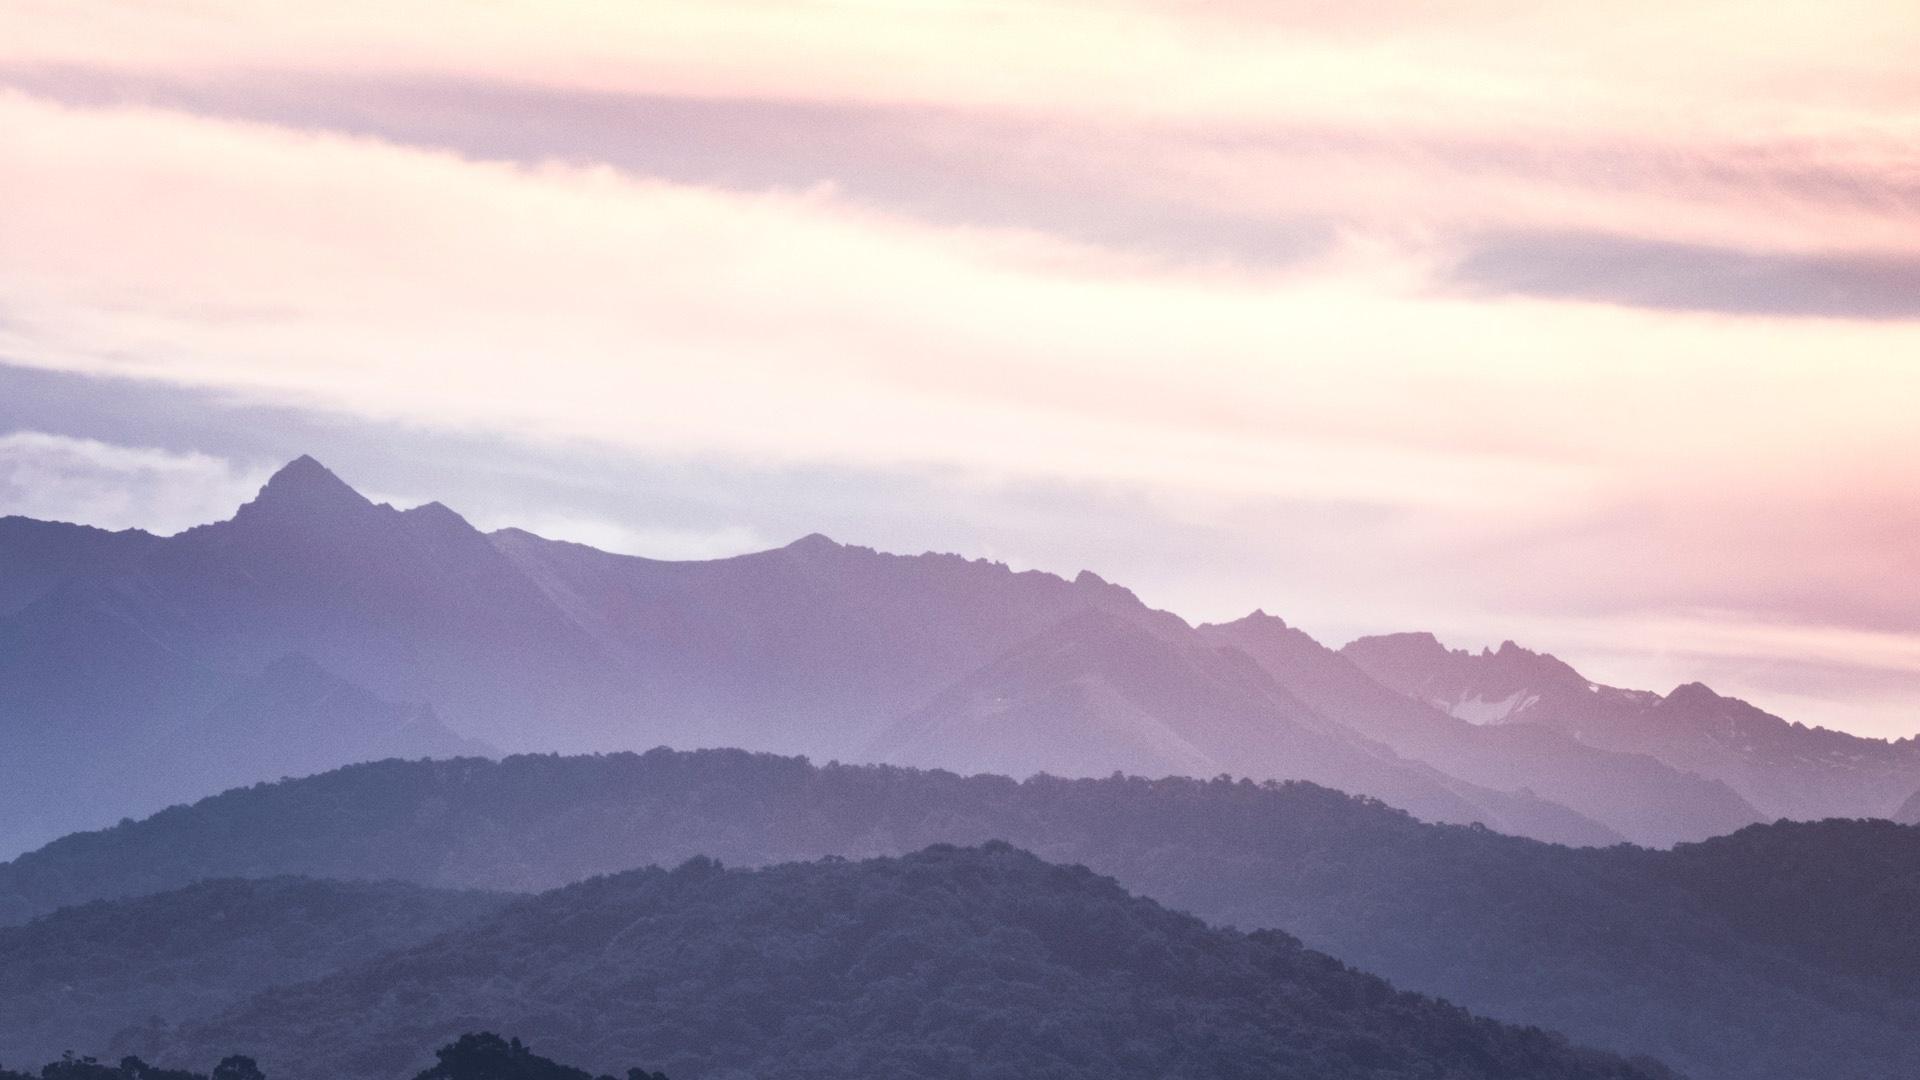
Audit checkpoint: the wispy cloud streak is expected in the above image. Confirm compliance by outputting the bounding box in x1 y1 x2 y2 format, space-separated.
0 430 268 534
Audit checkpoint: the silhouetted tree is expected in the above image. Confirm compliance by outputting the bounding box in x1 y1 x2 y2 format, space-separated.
411 1033 666 1080
209 1058 263 1080
41 1053 120 1080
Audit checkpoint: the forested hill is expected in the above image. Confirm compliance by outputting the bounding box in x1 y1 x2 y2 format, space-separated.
5 749 1920 1080
135 844 1672 1080
0 877 508 1065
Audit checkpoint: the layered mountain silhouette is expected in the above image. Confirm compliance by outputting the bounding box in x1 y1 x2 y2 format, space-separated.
867 607 1616 845
5 750 1918 1080
1344 632 1920 821
111 844 1671 1080
8 455 1875 852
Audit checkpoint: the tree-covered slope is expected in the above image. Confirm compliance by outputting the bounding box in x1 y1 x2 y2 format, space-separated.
5 749 1919 1080
0 878 507 1064
1648 817 1920 991
136 845 1672 1080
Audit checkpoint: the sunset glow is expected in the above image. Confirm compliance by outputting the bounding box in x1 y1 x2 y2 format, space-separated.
2 1 1917 735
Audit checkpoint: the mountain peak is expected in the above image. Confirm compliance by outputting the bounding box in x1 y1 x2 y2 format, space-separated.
1664 681 1724 707
785 532 841 553
1343 631 1448 660
272 454 336 484
400 500 474 530
1210 608 1290 633
232 456 376 525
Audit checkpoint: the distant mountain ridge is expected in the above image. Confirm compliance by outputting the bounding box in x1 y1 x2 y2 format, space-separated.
0 492 492 854
1343 632 1920 821
1 455 1909 851
1200 613 1761 847
865 606 1619 846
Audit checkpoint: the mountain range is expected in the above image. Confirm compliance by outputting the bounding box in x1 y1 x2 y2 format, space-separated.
8 455 1913 855
5 748 1918 1080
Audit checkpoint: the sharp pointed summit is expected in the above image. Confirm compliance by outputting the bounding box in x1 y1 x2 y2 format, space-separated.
235 455 376 523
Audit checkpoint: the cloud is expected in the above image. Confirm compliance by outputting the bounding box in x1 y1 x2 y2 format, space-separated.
0 69 1341 272
0 429 268 534
4 0 1914 140
7 63 1918 268
1452 233 1920 318
0 90 1613 512
5 0 1919 274
479 512 773 562
0 90 1917 582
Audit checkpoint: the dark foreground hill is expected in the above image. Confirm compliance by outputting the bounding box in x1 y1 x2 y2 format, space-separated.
0 878 507 1064
5 750 1919 1080
133 845 1670 1080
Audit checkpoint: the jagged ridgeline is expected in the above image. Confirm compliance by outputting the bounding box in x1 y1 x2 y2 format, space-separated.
5 750 1920 1080
12 456 1916 860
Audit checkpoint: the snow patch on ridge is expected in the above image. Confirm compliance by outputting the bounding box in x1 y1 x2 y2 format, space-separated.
1436 690 1541 725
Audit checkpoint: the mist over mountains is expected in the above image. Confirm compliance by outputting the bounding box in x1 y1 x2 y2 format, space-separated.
11 3 1918 1076
4 456 1915 856
6 456 1920 1080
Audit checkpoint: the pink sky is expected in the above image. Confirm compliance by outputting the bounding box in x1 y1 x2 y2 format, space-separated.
0 2 1917 736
